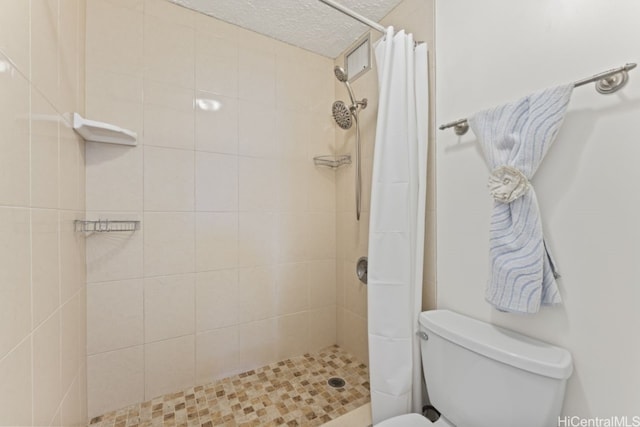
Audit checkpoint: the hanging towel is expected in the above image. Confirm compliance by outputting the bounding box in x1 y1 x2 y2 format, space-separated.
468 84 573 314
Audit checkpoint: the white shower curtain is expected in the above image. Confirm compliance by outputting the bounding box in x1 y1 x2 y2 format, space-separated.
368 27 428 424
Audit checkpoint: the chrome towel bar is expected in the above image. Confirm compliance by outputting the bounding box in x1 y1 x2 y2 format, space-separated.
439 62 637 136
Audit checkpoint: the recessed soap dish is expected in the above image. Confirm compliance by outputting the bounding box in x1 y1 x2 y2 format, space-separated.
313 155 352 169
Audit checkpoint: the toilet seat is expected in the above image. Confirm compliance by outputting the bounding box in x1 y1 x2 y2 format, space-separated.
375 413 455 427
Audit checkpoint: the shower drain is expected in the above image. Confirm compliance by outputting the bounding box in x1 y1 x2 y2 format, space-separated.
327 377 346 388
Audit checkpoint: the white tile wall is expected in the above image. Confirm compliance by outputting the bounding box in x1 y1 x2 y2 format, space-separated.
32 0 60 107
0 208 32 358
195 269 239 331
275 263 309 316
309 306 337 351
87 346 145 418
195 92 239 154
195 34 238 98
143 212 195 276
86 214 144 283
195 152 238 212
144 335 195 399
144 274 195 343
0 339 32 426
31 209 61 326
143 81 195 150
195 212 238 271
276 312 310 360
33 312 62 427
85 143 144 212
85 0 144 77
309 260 337 309
239 157 278 212
196 327 240 384
238 102 277 158
61 294 84 392
277 164 309 212
238 48 276 106
143 14 194 88
237 319 277 372
60 210 87 302
276 213 308 263
0 1 87 423
87 280 144 355
237 266 277 323
238 212 277 267
31 93 60 209
85 66 144 142
143 146 194 211
85 0 338 417
0 0 30 73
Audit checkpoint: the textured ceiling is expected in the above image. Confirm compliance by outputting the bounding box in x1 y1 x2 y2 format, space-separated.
168 0 403 58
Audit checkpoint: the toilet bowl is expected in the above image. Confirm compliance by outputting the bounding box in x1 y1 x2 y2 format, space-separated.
374 310 573 427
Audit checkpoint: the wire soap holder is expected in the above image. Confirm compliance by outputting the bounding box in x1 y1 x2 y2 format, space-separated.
74 219 140 233
313 154 352 169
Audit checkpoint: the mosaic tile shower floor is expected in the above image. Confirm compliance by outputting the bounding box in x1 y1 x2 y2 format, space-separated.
89 346 370 427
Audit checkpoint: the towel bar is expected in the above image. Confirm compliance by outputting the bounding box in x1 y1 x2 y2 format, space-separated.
439 62 637 135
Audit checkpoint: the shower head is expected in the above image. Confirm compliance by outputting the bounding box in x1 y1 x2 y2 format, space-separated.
334 66 348 82
332 100 353 130
334 65 361 107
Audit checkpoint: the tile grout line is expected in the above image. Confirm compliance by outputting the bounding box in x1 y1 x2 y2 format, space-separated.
140 0 147 404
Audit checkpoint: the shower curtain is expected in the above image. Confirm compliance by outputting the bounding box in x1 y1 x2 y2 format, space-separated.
368 27 428 423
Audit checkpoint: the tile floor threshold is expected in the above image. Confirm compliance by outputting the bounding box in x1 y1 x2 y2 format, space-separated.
88 345 370 427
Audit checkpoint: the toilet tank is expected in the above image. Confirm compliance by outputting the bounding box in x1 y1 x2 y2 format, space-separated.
419 310 573 427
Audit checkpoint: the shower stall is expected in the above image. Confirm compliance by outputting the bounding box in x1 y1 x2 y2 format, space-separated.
0 0 435 424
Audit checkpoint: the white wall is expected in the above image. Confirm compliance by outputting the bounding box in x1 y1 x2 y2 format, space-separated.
436 0 640 417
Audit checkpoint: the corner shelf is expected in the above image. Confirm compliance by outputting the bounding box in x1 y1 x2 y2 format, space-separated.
313 155 352 169
72 113 137 146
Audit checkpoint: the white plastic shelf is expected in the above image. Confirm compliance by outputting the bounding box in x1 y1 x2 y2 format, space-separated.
72 113 137 146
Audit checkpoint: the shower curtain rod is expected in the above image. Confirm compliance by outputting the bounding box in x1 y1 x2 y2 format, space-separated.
439 62 637 135
318 0 386 33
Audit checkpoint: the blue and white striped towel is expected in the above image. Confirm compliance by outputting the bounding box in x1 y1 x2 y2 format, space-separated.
468 84 573 314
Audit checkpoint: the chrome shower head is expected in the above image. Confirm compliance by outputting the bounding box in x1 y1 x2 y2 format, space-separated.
334 66 348 83
332 100 352 130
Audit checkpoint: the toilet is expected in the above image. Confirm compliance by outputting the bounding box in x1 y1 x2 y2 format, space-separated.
376 310 573 427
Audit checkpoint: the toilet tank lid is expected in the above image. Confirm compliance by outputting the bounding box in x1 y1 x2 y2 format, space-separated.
419 310 573 380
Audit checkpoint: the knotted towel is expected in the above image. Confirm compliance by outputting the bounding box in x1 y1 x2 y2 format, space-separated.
468 84 573 314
